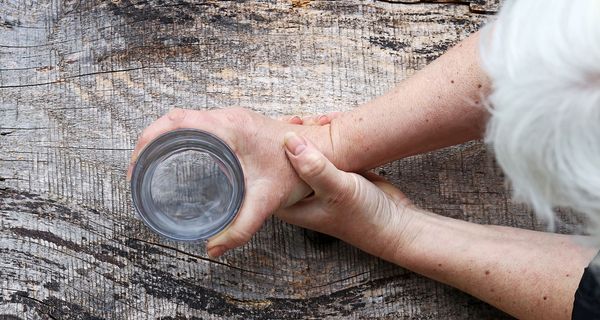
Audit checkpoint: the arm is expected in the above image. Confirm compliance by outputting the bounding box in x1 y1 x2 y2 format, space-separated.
329 31 490 171
392 214 597 320
278 135 598 320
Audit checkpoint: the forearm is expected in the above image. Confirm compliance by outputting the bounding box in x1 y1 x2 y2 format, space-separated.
329 31 490 171
381 210 598 320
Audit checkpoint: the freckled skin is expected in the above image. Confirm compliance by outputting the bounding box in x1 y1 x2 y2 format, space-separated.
133 28 600 320
310 31 600 320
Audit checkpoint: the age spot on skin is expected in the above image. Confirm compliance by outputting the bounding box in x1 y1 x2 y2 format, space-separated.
478 84 483 88
485 270 490 275
543 296 548 300
438 263 442 267
450 80 455 84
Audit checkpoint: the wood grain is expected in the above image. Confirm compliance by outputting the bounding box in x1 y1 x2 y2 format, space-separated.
0 0 566 318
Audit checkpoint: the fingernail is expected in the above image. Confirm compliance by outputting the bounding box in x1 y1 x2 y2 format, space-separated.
284 132 306 155
208 245 227 259
317 115 329 124
289 115 302 122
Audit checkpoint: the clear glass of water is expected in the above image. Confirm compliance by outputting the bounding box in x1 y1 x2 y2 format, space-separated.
130 129 244 241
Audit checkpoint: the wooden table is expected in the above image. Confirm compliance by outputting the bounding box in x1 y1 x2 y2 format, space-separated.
1 0 558 318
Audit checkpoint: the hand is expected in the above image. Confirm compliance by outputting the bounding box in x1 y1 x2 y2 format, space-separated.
128 108 333 258
276 132 419 259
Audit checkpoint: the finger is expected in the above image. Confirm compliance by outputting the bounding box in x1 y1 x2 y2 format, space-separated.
362 171 389 184
304 115 329 125
363 172 397 197
301 115 320 126
283 132 349 196
276 115 303 124
283 180 313 208
127 108 228 181
206 181 276 258
362 172 410 205
316 115 331 125
274 199 328 232
316 111 345 125
325 111 342 121
302 112 342 126
288 116 303 124
127 108 188 180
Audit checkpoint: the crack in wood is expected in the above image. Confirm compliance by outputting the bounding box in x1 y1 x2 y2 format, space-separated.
376 0 499 14
0 67 149 89
10 227 126 268
129 237 270 276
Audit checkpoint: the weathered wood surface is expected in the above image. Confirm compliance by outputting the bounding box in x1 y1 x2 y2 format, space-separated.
1 0 573 318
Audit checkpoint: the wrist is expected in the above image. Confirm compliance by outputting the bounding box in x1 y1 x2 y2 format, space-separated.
278 123 332 207
277 121 346 207
322 112 364 172
300 124 335 165
374 207 434 264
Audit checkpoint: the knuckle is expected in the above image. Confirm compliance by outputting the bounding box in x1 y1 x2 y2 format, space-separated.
299 151 327 178
167 108 186 123
223 107 254 129
227 226 252 248
225 107 250 120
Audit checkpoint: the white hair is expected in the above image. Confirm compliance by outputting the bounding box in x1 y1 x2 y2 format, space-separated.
481 0 600 243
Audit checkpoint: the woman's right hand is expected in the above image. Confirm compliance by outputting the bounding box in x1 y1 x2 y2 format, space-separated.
128 107 336 258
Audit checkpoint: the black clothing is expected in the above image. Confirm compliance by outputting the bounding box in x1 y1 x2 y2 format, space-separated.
573 251 600 319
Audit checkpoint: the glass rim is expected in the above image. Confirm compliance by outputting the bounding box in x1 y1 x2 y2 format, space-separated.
130 129 245 241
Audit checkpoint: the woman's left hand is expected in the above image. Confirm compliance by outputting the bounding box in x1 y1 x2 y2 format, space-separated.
276 132 421 259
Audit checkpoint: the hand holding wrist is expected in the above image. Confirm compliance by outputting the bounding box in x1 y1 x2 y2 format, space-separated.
276 132 422 260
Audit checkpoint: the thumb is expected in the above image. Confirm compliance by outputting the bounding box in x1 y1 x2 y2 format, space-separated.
206 182 276 259
283 132 348 196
